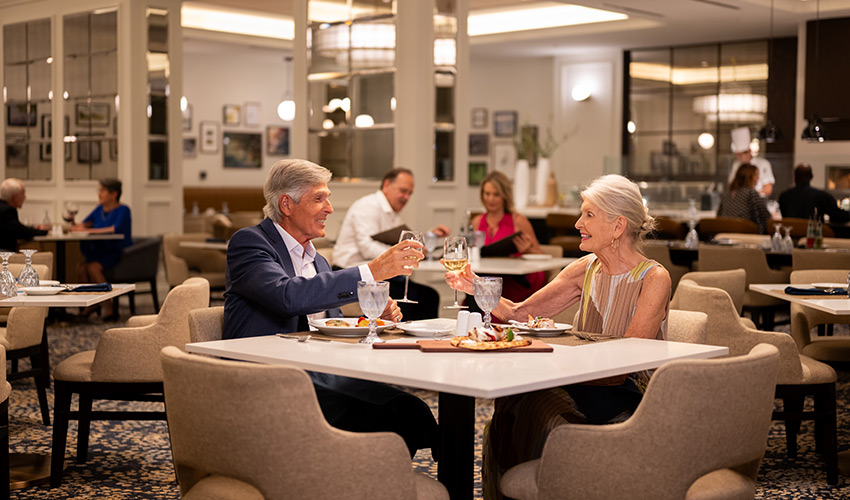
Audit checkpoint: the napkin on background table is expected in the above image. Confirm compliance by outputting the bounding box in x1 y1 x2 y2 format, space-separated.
784 286 847 296
71 283 113 292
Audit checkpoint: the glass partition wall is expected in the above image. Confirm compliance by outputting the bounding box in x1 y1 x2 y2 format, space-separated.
147 7 169 181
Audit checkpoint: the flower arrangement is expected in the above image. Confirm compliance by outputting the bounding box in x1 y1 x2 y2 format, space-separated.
537 124 575 158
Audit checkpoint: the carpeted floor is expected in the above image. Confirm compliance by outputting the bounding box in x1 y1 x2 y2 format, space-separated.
6 295 850 498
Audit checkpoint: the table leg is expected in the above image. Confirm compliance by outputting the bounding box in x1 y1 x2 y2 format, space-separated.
438 392 475 500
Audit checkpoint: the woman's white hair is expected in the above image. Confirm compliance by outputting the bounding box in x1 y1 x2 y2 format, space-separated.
581 174 656 248
263 159 332 220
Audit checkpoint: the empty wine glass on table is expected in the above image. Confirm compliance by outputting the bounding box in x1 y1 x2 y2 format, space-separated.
17 249 40 287
684 220 699 249
397 230 423 303
358 280 390 345
473 277 502 329
0 251 17 299
442 236 469 309
771 223 783 252
782 226 794 253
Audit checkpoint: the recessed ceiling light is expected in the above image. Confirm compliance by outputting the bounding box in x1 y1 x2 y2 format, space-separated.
468 2 627 37
182 2 293 40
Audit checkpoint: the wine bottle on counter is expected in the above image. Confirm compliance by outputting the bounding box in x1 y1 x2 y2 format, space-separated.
806 213 815 249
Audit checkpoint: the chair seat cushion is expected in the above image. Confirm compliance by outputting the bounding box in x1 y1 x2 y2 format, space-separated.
183 475 264 500
0 327 9 350
413 472 449 500
500 458 540 500
53 350 96 382
801 339 850 363
685 468 755 500
798 354 837 385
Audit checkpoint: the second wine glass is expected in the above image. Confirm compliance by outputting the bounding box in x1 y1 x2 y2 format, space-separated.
473 276 502 329
358 280 390 345
397 230 423 304
442 236 469 309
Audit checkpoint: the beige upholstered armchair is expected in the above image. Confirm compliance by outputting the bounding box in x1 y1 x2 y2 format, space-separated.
0 305 49 425
0 263 49 324
50 277 210 487
673 279 838 484
674 269 748 317
665 309 707 344
500 344 780 500
792 249 850 270
642 241 688 291
789 269 850 363
188 306 224 343
1 346 11 499
161 346 449 500
162 233 226 289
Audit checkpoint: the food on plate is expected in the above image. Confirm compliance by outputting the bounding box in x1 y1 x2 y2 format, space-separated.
325 319 351 327
448 324 532 350
527 315 556 329
356 316 386 327
467 323 515 342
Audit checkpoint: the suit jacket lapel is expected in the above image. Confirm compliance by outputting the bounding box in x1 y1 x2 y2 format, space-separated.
259 218 295 277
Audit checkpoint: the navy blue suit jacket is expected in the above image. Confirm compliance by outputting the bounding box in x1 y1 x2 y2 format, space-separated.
224 218 361 339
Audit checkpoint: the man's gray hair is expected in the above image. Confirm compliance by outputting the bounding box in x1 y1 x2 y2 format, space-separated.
263 159 332 221
0 178 24 201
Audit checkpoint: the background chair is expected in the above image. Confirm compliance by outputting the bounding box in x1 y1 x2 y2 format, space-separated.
643 241 689 291
792 248 850 270
538 244 564 283
673 279 838 484
0 263 50 325
188 306 224 344
50 277 210 486
698 245 790 330
500 344 780 500
0 306 49 425
649 215 687 240
697 217 758 241
789 269 850 366
1 346 10 499
162 233 226 290
161 346 448 500
103 236 162 315
666 309 707 344
674 269 747 318
711 232 771 247
782 217 835 239
545 213 584 257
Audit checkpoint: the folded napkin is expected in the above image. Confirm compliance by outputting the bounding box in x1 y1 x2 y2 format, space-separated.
71 283 113 292
784 286 847 296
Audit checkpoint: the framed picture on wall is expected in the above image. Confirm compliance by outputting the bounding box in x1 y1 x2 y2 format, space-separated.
244 102 261 127
78 139 102 164
469 162 487 185
266 126 289 155
6 103 36 127
200 121 220 154
182 104 193 131
5 134 28 166
492 141 516 175
76 102 110 127
469 133 489 156
223 132 262 168
471 108 488 129
493 110 518 137
183 137 197 158
223 104 241 125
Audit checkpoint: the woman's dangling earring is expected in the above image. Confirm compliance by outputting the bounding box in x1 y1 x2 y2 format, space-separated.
611 237 619 250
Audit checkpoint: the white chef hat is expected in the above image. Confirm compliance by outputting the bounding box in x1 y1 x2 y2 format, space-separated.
730 127 751 153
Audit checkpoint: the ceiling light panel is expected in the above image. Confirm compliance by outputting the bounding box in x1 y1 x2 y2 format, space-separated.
468 2 628 37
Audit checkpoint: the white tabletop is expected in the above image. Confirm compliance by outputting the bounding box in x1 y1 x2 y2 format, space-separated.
186 336 728 399
750 283 850 316
34 233 125 242
416 257 575 276
179 241 228 251
0 283 135 307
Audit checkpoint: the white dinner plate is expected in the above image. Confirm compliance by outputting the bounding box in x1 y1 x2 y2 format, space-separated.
308 317 394 337
812 283 847 291
398 319 456 337
39 280 60 286
713 238 736 246
507 322 572 337
21 286 63 296
521 254 553 260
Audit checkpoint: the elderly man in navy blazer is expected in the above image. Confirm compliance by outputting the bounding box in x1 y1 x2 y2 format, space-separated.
224 158 438 458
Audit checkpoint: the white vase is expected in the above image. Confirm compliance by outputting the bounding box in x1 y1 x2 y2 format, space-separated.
536 157 550 204
514 159 529 209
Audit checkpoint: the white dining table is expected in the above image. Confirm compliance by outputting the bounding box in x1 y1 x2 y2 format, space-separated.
0 283 136 308
186 335 727 500
179 240 228 251
749 284 850 315
416 256 575 276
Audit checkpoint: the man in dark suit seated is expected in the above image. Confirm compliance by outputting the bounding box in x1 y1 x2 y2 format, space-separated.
224 159 438 458
0 178 48 251
778 163 850 223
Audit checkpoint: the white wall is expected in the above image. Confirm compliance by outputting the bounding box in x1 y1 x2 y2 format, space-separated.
182 39 292 187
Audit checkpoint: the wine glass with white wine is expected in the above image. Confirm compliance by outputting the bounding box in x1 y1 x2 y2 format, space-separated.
442 236 469 309
397 230 423 303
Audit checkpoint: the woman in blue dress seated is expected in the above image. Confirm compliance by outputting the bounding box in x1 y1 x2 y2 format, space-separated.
72 178 132 319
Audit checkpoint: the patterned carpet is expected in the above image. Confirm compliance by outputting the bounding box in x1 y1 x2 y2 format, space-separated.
6 296 850 498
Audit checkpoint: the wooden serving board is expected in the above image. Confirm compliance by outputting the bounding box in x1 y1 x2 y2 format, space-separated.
372 339 553 352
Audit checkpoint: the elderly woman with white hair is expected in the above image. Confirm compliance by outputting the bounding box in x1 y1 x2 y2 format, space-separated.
445 174 671 499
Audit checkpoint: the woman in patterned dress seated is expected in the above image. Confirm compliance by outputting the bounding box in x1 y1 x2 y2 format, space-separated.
445 174 671 500
717 163 772 233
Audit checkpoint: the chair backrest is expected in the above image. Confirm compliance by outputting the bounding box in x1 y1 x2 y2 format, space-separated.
188 307 224 343
697 245 789 285
650 216 687 240
104 236 161 283
792 248 850 271
6 264 50 283
671 280 803 383
697 217 758 241
161 346 425 499
8 251 53 279
538 244 563 258
545 213 579 236
666 309 707 344
673 269 746 315
782 217 835 238
532 344 780 500
162 233 226 287
642 242 688 291
0 346 9 405
788 269 850 351
712 233 770 247
4 306 48 350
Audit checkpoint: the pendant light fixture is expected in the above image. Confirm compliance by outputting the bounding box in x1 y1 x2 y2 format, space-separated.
758 0 782 143
277 56 295 122
801 0 827 141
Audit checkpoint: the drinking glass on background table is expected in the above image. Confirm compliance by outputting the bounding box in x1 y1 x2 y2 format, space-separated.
0 252 16 299
17 249 40 287
358 280 390 345
63 202 79 225
423 231 441 261
442 236 468 309
473 277 502 329
782 226 794 253
397 230 423 304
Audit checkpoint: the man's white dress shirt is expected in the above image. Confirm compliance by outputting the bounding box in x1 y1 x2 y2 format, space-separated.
333 190 403 268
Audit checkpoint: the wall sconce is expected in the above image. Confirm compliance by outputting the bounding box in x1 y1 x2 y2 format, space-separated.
571 84 592 102
697 132 715 150
277 56 295 121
